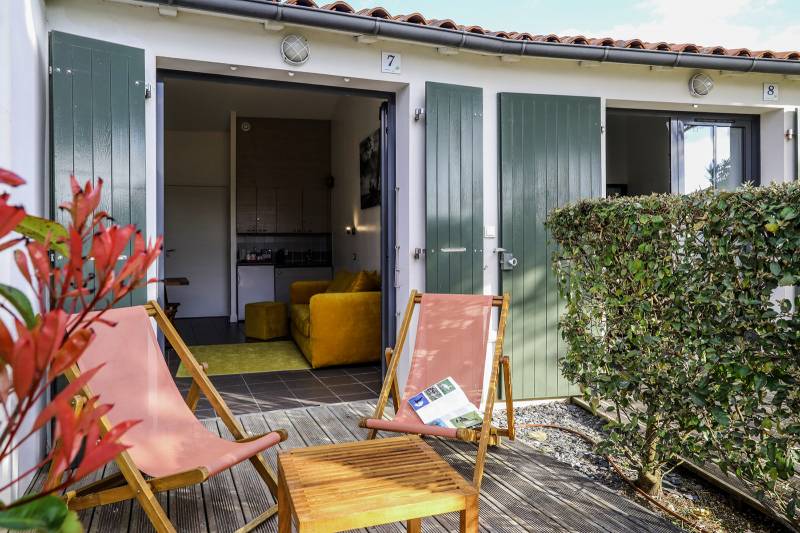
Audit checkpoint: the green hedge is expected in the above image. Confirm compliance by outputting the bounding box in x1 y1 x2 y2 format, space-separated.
547 183 800 523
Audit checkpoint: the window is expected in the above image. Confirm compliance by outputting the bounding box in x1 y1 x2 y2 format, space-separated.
606 109 759 196
676 116 755 194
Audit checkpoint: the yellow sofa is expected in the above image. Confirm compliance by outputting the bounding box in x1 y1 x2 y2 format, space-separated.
289 272 381 368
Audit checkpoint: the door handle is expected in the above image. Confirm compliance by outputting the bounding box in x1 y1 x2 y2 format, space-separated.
440 247 467 253
496 248 518 271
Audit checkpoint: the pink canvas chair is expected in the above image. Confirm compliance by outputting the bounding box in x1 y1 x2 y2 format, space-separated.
359 291 514 489
61 302 287 533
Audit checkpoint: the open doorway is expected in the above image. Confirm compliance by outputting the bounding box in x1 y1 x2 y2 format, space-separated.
159 73 393 416
606 109 759 196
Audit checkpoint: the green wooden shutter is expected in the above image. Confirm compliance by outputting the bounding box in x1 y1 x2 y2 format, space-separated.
50 32 147 306
425 82 483 294
499 93 601 399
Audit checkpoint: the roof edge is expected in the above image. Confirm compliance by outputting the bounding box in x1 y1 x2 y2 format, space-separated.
135 0 800 75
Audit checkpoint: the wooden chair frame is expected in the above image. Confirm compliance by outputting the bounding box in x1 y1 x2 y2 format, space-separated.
60 301 287 533
362 290 514 489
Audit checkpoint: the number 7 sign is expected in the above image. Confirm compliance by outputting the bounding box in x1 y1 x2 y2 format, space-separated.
382 51 402 74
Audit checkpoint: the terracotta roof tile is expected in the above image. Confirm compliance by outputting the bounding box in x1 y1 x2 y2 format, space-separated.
462 25 487 34
321 1 354 13
278 1 799 60
393 12 426 24
356 7 390 18
428 19 459 30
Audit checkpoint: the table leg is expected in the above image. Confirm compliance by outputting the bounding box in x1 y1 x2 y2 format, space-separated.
459 495 479 533
277 463 291 533
407 518 421 532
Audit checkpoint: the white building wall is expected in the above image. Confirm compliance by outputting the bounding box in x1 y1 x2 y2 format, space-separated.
0 0 48 501
40 0 800 389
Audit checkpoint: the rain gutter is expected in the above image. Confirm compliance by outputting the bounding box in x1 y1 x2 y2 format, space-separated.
132 0 800 75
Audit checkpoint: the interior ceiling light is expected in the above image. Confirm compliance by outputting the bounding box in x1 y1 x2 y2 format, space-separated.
689 72 714 97
281 34 310 66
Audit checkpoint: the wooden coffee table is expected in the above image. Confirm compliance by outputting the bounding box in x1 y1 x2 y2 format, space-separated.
277 435 478 532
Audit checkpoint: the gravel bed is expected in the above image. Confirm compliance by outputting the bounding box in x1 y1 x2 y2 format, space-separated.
493 401 788 533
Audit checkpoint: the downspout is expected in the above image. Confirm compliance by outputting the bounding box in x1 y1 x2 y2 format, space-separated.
136 0 800 75
796 108 800 181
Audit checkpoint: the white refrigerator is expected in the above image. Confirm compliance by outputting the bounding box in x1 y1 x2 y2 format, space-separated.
237 265 275 319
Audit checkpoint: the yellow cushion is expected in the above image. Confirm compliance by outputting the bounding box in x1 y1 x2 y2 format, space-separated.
367 270 381 287
326 271 356 293
348 271 380 292
289 304 311 337
244 301 287 340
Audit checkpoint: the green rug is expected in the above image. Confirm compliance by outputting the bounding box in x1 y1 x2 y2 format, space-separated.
177 341 310 377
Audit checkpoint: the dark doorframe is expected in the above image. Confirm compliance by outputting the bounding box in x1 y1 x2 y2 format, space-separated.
154 69 397 371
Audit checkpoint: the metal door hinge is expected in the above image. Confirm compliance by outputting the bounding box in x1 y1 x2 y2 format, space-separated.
414 107 425 122
144 83 152 99
48 65 52 75
413 248 425 260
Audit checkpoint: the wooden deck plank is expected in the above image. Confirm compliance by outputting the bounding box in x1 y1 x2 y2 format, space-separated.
87 463 133 533
61 400 680 533
216 417 277 531
198 418 247 533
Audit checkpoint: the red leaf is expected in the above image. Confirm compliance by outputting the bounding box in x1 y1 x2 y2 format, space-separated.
50 327 94 378
0 366 10 403
33 365 103 431
0 319 13 362
34 310 68 370
0 195 26 239
26 240 51 290
11 331 37 399
60 177 103 230
0 168 26 186
14 249 32 285
0 237 24 252
73 419 139 482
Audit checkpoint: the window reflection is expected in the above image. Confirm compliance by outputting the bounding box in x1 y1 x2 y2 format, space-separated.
683 124 744 193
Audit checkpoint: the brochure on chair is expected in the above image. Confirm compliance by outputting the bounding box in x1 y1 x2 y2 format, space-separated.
408 377 483 429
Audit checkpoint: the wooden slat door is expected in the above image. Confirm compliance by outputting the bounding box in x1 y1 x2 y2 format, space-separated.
425 82 483 294
50 31 147 306
499 93 601 399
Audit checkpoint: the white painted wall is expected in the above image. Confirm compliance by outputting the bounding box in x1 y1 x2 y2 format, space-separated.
331 96 383 274
41 0 800 390
0 0 47 501
164 130 230 317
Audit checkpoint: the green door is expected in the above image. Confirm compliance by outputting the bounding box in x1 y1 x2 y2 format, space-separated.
50 32 147 306
499 93 601 399
425 82 483 294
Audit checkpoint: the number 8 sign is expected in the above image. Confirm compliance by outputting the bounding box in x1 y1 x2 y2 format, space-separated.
763 82 779 101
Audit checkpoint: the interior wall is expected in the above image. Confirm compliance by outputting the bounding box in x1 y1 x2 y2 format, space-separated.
164 129 230 317
330 96 383 273
607 113 671 195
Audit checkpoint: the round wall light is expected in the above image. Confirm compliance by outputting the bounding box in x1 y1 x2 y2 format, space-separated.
281 34 310 66
688 72 714 97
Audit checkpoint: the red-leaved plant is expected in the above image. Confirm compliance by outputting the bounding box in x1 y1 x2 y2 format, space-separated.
0 168 161 532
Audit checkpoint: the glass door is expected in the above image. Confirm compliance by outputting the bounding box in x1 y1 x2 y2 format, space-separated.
676 116 756 194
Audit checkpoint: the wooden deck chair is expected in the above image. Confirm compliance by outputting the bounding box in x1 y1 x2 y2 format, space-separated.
60 301 288 533
359 291 514 489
